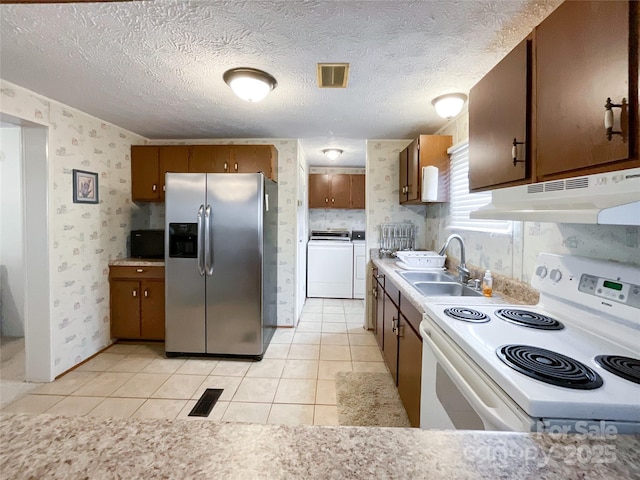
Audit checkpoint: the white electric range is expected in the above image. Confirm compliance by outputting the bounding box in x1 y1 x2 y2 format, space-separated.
419 253 640 433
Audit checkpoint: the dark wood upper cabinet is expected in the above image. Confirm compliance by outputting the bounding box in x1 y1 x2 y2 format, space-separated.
468 1 639 191
308 173 366 209
131 146 161 201
189 145 230 173
231 145 277 180
399 135 452 204
535 0 636 179
158 146 189 200
469 38 531 192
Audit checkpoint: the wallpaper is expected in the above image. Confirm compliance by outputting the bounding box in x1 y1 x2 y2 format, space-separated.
308 166 366 233
0 79 148 377
145 138 299 328
365 140 428 250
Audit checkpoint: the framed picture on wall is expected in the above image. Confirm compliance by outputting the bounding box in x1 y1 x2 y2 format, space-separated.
72 169 99 204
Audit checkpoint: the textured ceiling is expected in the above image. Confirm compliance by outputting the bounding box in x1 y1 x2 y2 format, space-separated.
0 0 562 167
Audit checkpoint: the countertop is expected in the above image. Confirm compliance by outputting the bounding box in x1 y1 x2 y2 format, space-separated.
371 253 538 314
110 258 165 267
1 413 638 479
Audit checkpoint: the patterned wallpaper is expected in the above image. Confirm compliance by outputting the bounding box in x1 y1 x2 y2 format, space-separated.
0 79 148 377
365 140 428 250
145 138 299 328
308 166 366 233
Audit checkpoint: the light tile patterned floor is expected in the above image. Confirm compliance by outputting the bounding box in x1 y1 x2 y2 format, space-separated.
2 299 390 426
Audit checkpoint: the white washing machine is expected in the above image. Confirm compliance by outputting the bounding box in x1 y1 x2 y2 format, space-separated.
307 230 354 299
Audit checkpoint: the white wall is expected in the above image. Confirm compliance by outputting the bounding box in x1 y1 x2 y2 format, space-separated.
0 80 148 377
0 126 25 337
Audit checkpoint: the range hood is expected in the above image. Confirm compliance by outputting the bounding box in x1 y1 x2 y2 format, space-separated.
471 167 640 225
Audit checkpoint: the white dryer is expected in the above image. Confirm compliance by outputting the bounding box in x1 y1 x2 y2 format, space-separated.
307 230 354 299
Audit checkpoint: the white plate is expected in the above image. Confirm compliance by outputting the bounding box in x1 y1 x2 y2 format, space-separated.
395 260 446 271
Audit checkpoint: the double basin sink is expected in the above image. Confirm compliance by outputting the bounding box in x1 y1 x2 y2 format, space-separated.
396 271 483 297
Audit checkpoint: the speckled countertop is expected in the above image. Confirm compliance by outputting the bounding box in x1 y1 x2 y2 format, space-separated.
1 413 638 479
110 258 165 267
371 252 539 314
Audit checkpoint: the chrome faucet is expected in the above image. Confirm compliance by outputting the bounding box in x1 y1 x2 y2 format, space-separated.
438 234 470 284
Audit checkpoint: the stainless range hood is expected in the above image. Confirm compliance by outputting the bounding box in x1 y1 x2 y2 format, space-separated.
471 167 640 225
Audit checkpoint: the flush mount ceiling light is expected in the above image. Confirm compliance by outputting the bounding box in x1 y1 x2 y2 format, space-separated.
223 67 277 102
431 93 468 119
322 148 343 160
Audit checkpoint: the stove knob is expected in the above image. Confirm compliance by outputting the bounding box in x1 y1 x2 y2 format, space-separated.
535 266 548 279
549 268 562 283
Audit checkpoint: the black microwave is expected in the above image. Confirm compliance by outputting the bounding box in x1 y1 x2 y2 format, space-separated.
130 230 165 259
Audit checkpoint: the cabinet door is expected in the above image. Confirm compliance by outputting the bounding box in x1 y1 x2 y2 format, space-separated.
536 1 634 179
469 39 530 192
131 146 160 201
330 174 351 208
309 174 331 208
159 146 190 200
406 139 420 202
382 282 400 384
140 279 165 340
375 278 384 350
419 135 453 201
189 145 230 173
350 174 366 209
399 147 408 203
397 299 422 428
110 280 141 339
232 145 275 179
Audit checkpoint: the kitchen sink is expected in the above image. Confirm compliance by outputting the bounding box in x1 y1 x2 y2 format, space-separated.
412 281 483 297
396 271 456 283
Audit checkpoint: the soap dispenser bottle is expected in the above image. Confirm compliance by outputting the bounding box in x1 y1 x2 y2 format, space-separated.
482 270 493 297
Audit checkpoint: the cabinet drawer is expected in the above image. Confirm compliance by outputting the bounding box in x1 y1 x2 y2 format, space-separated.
109 265 165 280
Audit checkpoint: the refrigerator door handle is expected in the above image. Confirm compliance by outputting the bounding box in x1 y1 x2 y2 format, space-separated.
205 204 214 276
197 204 205 276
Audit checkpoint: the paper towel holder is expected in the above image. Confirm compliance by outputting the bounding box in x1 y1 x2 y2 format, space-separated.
421 166 439 202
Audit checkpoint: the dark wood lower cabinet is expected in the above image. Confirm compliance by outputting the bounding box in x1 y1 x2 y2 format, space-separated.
397 301 423 428
374 271 423 427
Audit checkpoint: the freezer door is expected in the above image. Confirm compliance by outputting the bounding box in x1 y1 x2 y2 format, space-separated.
205 174 263 355
165 173 207 354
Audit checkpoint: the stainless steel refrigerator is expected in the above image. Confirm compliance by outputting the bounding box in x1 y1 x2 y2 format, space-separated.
164 173 277 360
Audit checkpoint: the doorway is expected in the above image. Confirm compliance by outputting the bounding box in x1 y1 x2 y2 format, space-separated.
0 114 52 407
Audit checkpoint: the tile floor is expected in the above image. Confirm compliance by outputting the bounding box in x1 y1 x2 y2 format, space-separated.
2 298 389 426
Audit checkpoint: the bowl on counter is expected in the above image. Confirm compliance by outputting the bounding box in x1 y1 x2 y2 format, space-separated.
395 251 446 268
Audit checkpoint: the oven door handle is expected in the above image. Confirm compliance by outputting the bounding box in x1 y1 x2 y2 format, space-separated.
420 322 518 431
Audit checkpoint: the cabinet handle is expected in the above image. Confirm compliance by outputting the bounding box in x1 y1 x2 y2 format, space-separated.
132 289 137 297
331 198 335 203
234 162 238 172
325 198 328 204
144 289 149 298
136 268 144 273
224 162 228 172
604 97 627 141
152 184 157 192
163 185 166 192
512 138 526 167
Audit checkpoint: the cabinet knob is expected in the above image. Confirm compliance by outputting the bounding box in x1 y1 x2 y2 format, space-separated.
163 185 166 192
234 162 238 172
152 184 157 192
136 268 144 273
144 289 149 298
132 290 137 297
224 162 228 172
604 97 626 141
325 198 328 204
331 198 335 203
512 138 526 167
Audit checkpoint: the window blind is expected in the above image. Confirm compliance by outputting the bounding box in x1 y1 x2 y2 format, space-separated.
447 142 512 234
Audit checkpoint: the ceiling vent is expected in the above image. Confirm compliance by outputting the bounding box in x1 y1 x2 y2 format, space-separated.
317 63 349 88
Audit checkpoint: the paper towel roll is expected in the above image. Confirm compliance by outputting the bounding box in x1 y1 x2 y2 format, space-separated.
421 166 438 202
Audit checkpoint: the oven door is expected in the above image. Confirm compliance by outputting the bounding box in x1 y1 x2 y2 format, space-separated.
419 319 533 431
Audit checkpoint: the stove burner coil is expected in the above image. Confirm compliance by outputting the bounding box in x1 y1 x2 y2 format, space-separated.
495 309 564 330
497 345 603 390
595 355 640 385
443 307 489 323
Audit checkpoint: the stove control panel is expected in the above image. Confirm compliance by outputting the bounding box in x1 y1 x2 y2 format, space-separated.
579 275 640 308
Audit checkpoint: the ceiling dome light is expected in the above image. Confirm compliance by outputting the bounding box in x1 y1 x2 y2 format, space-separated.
431 93 467 119
223 67 277 102
322 148 343 160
